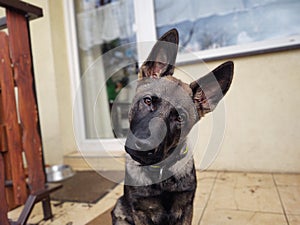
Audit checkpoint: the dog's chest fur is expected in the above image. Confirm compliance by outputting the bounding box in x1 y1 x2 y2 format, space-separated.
113 149 197 224
121 158 196 225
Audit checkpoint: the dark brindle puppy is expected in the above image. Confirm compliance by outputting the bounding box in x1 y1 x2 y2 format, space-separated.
112 29 234 225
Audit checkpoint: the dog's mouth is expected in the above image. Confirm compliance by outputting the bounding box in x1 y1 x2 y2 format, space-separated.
125 146 164 166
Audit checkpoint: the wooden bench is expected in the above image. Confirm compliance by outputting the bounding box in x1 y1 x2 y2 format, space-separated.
0 1 62 224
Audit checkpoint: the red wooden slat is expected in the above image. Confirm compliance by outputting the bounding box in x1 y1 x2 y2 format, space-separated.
6 10 45 193
0 126 3 153
0 91 6 153
0 153 10 225
0 31 27 205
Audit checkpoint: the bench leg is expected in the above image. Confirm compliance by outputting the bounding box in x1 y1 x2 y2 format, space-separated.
42 195 53 221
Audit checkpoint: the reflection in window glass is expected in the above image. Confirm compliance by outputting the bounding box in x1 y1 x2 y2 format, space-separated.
154 0 300 52
74 0 137 139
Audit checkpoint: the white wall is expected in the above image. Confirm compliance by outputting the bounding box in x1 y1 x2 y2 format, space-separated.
184 51 300 173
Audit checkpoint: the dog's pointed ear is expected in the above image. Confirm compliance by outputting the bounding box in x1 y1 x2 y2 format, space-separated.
190 61 234 117
138 29 179 79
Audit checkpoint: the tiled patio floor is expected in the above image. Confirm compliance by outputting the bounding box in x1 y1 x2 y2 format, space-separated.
8 171 300 225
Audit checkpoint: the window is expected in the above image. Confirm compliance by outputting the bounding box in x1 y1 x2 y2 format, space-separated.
65 0 141 151
75 0 137 139
153 0 300 61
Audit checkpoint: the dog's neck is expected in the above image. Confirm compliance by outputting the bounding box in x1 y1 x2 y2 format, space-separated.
125 142 194 186
147 143 188 177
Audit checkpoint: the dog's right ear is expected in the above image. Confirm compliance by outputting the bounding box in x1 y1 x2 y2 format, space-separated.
138 29 179 79
190 61 234 117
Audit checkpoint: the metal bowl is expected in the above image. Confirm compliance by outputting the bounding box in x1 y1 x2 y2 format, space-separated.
46 164 75 182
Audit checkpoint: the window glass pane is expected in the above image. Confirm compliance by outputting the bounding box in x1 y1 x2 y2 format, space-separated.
154 0 300 52
74 0 137 139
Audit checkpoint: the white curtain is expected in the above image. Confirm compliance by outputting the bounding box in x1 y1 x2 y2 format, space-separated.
77 0 135 51
80 48 114 138
75 0 134 139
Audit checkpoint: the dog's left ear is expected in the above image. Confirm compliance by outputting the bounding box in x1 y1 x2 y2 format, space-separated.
138 29 179 79
190 61 234 117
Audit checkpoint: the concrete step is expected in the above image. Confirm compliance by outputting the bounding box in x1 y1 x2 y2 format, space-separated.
64 151 125 171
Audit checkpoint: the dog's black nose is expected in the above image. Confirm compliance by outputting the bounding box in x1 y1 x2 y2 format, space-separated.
126 117 167 152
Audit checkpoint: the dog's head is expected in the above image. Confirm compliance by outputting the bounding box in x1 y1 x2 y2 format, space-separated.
125 29 234 166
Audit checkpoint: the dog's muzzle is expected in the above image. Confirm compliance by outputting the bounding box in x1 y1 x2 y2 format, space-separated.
125 143 164 165
125 116 167 165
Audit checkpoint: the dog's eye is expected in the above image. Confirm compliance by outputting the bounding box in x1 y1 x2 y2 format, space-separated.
144 97 152 106
176 113 186 123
